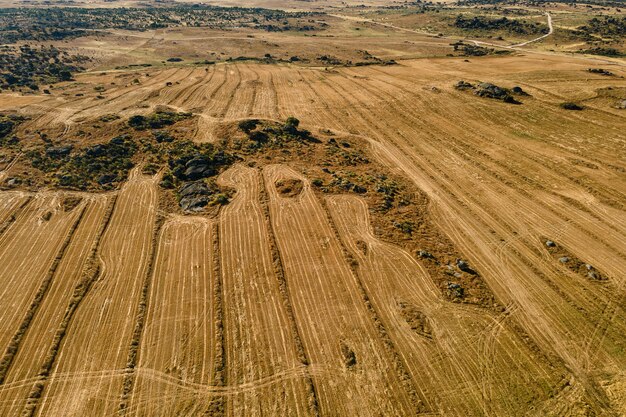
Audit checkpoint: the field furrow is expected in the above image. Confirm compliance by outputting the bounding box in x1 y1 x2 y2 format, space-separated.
0 194 109 416
326 194 563 417
251 69 278 119
34 172 157 417
0 194 87 359
263 164 417 416
126 216 218 416
205 64 241 118
218 165 313 417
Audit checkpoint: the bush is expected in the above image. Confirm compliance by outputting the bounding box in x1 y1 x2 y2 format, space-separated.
128 111 192 130
285 116 300 130
238 119 259 132
128 115 147 129
560 102 584 111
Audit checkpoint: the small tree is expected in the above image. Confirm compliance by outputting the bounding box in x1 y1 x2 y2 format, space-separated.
284 116 300 134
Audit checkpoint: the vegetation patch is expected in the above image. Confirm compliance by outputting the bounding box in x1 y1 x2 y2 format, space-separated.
560 102 584 111
398 301 432 338
450 41 512 57
578 47 624 57
0 114 26 144
587 68 615 76
9 114 502 309
578 16 626 39
275 178 304 197
128 109 192 130
0 6 322 43
453 14 548 35
0 45 89 90
226 119 500 309
27 134 137 190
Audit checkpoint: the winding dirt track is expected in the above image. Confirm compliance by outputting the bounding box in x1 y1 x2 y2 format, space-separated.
509 13 553 47
0 54 624 416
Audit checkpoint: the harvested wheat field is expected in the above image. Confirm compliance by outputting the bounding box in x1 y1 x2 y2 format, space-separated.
0 1 625 416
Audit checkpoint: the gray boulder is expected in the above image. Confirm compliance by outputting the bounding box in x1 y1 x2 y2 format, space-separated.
179 181 210 197
184 156 215 180
454 80 474 90
180 195 209 211
45 145 73 157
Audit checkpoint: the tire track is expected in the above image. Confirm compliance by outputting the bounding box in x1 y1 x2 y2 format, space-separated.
117 213 165 416
258 172 320 417
0 205 86 385
318 197 430 415
19 195 118 417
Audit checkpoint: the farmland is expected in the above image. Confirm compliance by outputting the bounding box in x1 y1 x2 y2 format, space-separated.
0 0 625 415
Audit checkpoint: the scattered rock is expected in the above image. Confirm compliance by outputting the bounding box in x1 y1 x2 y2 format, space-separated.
456 259 469 271
179 195 209 211
546 240 556 247
559 256 570 263
178 182 211 211
5 177 20 186
456 258 476 274
587 68 614 76
178 181 210 198
177 181 225 211
616 99 626 110
447 282 464 298
418 250 434 259
182 156 218 180
475 83 520 104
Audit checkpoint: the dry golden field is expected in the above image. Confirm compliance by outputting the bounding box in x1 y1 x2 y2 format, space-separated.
0 2 625 416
